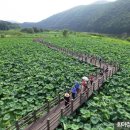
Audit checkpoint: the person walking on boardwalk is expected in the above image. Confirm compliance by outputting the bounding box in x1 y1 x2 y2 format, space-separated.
100 69 104 76
89 74 94 85
81 76 89 93
74 81 80 94
71 86 77 99
64 90 70 108
105 65 109 73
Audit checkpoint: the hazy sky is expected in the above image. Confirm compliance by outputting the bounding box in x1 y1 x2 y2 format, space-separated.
0 0 116 23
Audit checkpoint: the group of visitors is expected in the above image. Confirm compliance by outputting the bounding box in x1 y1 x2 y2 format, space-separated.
64 65 109 107
64 74 94 107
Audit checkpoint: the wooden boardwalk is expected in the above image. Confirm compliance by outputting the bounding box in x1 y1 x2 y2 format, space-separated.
6 39 119 130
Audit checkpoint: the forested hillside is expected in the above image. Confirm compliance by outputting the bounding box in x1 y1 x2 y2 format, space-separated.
0 20 19 30
20 0 130 34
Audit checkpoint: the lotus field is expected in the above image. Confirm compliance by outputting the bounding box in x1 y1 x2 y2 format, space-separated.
0 38 97 129
44 33 130 130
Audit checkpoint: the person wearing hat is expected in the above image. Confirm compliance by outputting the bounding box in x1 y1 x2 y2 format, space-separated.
64 90 70 107
81 79 87 93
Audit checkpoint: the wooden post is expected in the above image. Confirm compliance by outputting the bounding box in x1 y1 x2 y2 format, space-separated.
93 82 95 91
58 94 61 105
86 89 89 99
33 110 37 122
85 56 87 62
114 64 117 72
15 121 19 130
75 52 77 57
61 107 63 116
106 72 108 79
115 65 118 72
109 70 112 77
118 64 120 71
102 75 105 82
96 71 98 78
47 118 50 130
82 55 84 61
47 101 50 113
71 99 74 114
98 79 100 88
95 59 96 66
103 66 105 72
101 76 104 85
116 64 118 72
100 61 102 68
91 83 94 92
80 93 82 105
112 67 114 75
90 57 92 63
79 54 81 60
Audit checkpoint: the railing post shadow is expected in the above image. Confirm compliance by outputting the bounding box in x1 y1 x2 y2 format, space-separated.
112 67 114 75
96 71 98 78
86 89 89 99
58 94 61 105
109 70 112 77
61 107 63 116
82 55 84 61
47 118 50 130
91 83 93 92
100 61 102 68
102 75 105 82
95 59 97 65
98 79 100 89
85 56 87 63
71 99 74 114
33 110 37 122
93 82 95 91
47 101 50 113
80 93 82 105
106 72 108 79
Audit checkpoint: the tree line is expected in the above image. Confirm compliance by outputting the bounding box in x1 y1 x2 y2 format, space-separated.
20 27 50 33
0 20 19 30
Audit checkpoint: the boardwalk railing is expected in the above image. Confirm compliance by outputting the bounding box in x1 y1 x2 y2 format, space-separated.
6 39 119 130
6 92 65 130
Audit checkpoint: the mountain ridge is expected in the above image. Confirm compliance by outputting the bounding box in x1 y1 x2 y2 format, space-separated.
19 0 130 34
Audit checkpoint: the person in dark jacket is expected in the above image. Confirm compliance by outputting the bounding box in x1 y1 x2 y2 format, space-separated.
100 69 104 76
71 87 77 99
74 81 80 94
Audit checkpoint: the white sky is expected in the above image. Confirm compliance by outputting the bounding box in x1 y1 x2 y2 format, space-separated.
0 0 116 23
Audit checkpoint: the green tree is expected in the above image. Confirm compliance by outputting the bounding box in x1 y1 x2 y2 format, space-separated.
21 28 34 33
33 27 40 33
63 30 68 37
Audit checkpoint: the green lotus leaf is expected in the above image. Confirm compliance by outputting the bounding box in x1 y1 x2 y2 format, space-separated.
3 114 10 121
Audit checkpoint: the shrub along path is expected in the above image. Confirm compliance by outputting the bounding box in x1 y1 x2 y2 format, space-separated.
7 39 119 130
